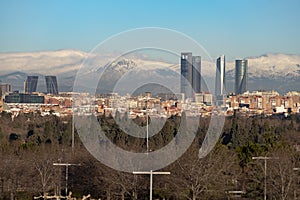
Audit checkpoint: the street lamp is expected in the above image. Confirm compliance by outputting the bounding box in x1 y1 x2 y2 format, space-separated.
142 95 150 153
53 163 81 196
293 167 300 199
252 156 278 200
133 170 170 200
72 109 75 151
146 97 149 153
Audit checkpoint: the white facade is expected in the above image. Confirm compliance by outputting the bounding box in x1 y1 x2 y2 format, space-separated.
215 55 226 95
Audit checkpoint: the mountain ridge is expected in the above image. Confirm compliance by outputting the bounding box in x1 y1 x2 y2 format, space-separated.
0 50 299 94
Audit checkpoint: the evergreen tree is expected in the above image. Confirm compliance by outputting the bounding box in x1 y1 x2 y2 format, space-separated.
231 110 240 148
249 118 260 143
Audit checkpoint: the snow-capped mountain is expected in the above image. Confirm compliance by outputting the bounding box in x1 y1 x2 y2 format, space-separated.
106 59 137 72
0 49 87 75
225 53 300 93
0 50 299 94
226 53 300 80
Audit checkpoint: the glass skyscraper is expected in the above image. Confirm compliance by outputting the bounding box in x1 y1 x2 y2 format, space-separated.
215 55 226 95
192 56 201 94
25 76 38 94
45 76 59 94
181 52 193 97
180 52 201 98
235 59 248 95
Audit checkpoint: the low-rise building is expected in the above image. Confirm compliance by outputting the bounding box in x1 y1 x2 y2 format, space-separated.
4 92 44 104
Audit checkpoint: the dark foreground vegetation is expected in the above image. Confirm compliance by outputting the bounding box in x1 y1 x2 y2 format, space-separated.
0 111 300 199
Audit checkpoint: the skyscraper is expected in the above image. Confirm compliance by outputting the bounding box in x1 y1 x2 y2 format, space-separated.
0 83 12 95
25 76 38 94
192 56 201 93
181 52 201 98
45 76 59 94
215 55 226 95
235 59 248 95
181 52 193 97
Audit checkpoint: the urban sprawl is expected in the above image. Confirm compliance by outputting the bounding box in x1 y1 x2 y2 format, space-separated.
0 53 299 119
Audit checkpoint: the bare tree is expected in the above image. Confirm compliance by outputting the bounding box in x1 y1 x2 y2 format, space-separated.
31 146 57 197
170 143 237 200
109 171 140 200
0 150 28 200
268 148 299 200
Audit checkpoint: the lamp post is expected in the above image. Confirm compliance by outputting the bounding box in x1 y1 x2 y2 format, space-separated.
133 170 170 200
53 163 81 196
146 97 149 153
252 156 278 200
72 110 75 151
142 95 150 153
293 168 300 199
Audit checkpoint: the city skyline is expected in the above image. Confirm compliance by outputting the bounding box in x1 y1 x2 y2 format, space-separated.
0 1 299 199
0 0 300 60
0 51 299 95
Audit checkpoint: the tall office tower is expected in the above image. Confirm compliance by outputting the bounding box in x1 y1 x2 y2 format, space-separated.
45 76 59 94
25 76 38 94
181 52 193 97
235 59 248 95
215 55 226 95
0 83 12 95
192 56 201 93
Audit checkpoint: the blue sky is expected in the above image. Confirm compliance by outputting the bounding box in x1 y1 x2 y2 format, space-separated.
0 0 300 60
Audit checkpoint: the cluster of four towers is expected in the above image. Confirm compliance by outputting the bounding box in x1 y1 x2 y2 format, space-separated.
180 52 248 98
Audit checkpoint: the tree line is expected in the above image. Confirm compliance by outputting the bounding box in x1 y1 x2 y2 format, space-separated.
0 111 299 199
